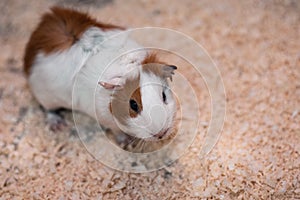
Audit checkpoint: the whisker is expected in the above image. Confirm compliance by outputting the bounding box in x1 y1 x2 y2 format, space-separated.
140 141 146 153
124 137 138 150
136 139 143 151
134 139 146 153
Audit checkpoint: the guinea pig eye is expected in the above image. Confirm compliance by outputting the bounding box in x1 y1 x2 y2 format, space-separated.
162 91 167 103
129 99 139 113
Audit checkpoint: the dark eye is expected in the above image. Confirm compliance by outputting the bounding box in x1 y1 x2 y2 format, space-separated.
162 91 166 103
129 99 139 113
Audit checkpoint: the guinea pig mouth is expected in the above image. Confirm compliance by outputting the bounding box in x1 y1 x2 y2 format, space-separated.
153 128 169 139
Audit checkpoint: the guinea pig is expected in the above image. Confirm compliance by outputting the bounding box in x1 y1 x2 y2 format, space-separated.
24 6 177 141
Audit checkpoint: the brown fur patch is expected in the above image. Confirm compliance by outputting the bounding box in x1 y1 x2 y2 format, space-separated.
142 52 177 81
142 52 168 65
142 52 167 77
109 75 142 123
24 6 124 75
141 52 161 65
129 87 143 118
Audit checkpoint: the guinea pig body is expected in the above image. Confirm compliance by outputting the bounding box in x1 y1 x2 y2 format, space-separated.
24 7 177 140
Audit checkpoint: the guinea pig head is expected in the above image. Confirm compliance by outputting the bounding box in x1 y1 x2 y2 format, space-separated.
98 55 177 141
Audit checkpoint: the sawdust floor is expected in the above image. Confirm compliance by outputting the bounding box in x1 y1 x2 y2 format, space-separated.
0 0 299 199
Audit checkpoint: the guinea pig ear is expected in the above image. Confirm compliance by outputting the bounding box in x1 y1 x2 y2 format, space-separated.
98 76 124 90
162 65 177 81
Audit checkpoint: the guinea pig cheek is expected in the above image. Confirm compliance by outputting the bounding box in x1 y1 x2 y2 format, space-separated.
129 104 168 140
148 104 169 138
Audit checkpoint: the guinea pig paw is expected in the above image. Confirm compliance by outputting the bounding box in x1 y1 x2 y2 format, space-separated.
46 112 68 132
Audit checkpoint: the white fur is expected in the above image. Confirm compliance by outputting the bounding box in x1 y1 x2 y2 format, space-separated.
29 27 176 139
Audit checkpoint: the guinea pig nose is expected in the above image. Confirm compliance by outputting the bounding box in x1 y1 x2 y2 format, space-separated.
149 104 167 131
